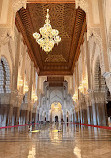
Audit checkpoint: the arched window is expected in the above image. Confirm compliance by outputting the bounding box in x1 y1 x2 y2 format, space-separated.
0 57 11 93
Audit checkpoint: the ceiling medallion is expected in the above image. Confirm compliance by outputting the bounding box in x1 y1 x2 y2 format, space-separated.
33 9 61 53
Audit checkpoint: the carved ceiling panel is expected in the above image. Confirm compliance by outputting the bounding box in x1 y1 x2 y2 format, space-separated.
45 55 67 63
47 76 64 87
16 3 86 75
28 3 76 62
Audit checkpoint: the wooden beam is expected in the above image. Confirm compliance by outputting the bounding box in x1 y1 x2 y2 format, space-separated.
27 0 75 3
68 8 86 70
71 18 87 73
26 6 44 69
39 70 73 76
68 8 78 69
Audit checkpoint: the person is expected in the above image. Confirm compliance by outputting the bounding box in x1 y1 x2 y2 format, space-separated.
29 125 32 132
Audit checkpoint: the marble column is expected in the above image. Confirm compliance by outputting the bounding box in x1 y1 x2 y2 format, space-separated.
73 111 76 122
76 112 78 122
13 33 21 91
5 107 8 126
87 105 93 124
46 112 48 121
25 110 29 124
29 111 32 123
39 111 42 122
72 114 73 122
48 111 50 122
83 109 88 124
96 103 107 126
63 112 66 122
16 107 20 125
33 113 36 122
92 102 98 125
78 110 80 122
8 105 13 125
80 108 83 123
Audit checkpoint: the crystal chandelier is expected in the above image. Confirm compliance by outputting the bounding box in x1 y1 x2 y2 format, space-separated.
33 9 61 53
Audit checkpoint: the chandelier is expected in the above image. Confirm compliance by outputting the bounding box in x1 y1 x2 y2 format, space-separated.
33 9 61 53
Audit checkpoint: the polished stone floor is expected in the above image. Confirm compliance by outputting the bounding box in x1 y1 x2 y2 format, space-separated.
0 123 111 158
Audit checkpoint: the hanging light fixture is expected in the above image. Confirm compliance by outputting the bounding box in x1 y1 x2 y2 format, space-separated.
33 9 61 53
24 81 29 93
72 92 78 102
32 91 38 102
18 76 23 87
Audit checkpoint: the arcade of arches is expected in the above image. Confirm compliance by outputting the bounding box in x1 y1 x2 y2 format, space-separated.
0 0 111 157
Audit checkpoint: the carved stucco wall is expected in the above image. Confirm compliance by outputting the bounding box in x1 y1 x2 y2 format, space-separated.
0 25 38 111
73 31 111 121
37 83 74 122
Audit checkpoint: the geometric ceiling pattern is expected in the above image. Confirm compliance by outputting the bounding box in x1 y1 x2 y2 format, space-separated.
15 3 86 76
47 76 64 87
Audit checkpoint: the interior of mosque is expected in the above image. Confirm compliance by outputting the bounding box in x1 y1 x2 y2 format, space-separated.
0 0 111 127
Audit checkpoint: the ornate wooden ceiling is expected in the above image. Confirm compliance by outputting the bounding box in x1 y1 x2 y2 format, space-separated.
47 76 64 87
15 3 86 76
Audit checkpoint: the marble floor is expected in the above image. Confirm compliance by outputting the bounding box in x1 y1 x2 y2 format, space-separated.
0 123 111 158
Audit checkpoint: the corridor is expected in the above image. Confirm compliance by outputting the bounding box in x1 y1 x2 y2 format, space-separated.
0 0 111 158
0 123 111 158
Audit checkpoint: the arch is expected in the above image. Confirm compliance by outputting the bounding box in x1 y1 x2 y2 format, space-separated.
55 116 58 122
50 89 62 99
51 102 62 122
50 96 63 106
50 89 63 105
0 57 11 93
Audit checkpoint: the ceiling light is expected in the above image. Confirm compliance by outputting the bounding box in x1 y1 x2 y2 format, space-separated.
33 9 61 53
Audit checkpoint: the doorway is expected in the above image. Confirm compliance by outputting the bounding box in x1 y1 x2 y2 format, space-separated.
51 102 62 122
55 116 58 122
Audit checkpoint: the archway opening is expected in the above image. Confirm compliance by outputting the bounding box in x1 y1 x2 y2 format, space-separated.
66 112 69 122
51 102 62 122
55 116 58 122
